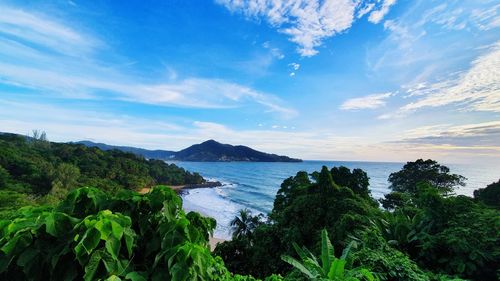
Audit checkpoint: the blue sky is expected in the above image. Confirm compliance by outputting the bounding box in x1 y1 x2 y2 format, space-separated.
0 0 499 164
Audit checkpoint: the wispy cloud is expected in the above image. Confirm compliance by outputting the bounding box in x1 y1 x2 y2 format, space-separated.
368 0 397 24
216 0 397 57
368 0 498 77
262 41 285 59
0 4 296 118
387 42 500 116
340 92 393 110
0 5 100 56
419 2 500 31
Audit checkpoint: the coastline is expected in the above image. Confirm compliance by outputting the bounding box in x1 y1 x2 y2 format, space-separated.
137 180 222 194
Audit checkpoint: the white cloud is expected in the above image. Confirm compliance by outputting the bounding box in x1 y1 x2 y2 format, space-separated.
398 42 500 114
288 62 300 76
0 5 296 118
289 62 300 70
216 0 397 57
357 3 375 18
340 92 393 110
368 0 397 24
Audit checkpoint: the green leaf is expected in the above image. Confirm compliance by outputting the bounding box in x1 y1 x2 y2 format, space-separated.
1 231 32 255
123 228 135 257
292 242 309 261
110 220 124 240
320 229 334 275
84 250 102 281
83 228 101 253
281 255 316 279
105 237 121 260
327 259 346 279
125 271 147 281
45 212 58 236
341 241 356 260
106 275 122 281
95 220 113 240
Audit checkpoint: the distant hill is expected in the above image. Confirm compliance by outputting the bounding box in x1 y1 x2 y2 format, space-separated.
174 140 302 162
79 139 302 162
76 141 175 160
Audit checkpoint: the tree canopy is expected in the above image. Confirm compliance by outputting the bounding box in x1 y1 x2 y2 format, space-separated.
474 179 500 208
388 159 465 195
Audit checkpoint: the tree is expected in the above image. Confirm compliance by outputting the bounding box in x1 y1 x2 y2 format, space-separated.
388 159 465 195
473 179 500 208
331 166 371 197
379 191 413 210
230 208 263 240
49 163 81 200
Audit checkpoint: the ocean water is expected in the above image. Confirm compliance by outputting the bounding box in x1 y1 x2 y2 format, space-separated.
172 161 499 239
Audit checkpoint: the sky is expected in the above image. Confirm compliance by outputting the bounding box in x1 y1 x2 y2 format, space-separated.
0 0 499 164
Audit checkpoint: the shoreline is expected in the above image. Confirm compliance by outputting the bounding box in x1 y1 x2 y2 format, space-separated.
137 180 222 194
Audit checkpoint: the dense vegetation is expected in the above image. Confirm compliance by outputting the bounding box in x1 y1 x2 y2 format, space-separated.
0 186 285 280
0 132 203 217
216 160 499 281
0 133 498 281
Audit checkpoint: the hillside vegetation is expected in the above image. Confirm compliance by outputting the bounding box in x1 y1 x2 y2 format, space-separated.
0 133 203 217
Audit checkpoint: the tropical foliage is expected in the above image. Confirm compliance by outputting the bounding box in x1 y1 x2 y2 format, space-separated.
0 132 204 217
230 209 264 240
0 185 286 281
281 229 377 281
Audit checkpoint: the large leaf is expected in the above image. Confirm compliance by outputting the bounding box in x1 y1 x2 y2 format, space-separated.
84 250 102 281
75 227 101 258
327 259 346 279
281 255 316 279
320 229 334 275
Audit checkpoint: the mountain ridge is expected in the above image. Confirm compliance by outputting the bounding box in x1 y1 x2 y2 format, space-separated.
77 139 302 162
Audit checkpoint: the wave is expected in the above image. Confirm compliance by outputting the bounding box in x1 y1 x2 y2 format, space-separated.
181 182 263 240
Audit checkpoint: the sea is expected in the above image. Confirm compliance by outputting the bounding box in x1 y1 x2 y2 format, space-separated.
171 161 499 239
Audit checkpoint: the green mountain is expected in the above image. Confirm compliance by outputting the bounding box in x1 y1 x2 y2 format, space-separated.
174 140 302 162
79 139 302 162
